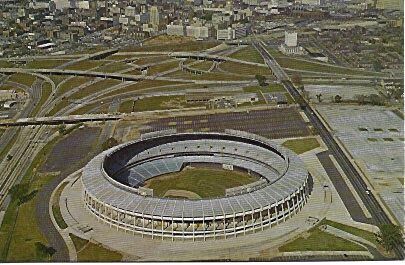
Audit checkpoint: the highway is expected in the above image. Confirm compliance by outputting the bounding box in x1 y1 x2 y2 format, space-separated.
253 41 404 259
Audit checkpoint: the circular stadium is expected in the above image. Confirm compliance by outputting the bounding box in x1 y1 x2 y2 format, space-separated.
82 129 313 240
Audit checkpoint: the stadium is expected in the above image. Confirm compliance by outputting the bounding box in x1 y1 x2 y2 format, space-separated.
82 130 313 240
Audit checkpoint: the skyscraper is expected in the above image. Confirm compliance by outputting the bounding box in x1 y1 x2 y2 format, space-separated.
150 6 159 30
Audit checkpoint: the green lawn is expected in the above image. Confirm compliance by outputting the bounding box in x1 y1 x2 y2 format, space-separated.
189 60 214 71
279 226 366 252
0 135 62 261
243 84 286 94
30 82 52 117
25 60 68 69
219 61 271 76
69 234 122 262
69 79 120 100
145 167 259 198
94 62 131 73
0 61 15 68
52 182 69 229
147 60 179 75
282 138 320 154
323 219 378 246
229 46 265 64
7 73 36 87
265 47 387 77
65 60 105 71
100 80 182 99
56 76 93 96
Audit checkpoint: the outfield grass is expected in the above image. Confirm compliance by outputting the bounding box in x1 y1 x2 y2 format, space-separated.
56 76 93 96
282 138 320 154
7 73 36 87
145 167 259 198
30 82 52 117
279 226 366 252
229 46 265 64
69 234 122 262
25 60 68 69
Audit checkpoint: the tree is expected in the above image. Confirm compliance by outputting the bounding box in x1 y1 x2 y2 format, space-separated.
58 124 66 135
373 60 383 72
35 242 56 261
316 93 322 103
334 95 342 103
377 224 402 252
255 74 267 87
102 137 119 151
6 154 13 161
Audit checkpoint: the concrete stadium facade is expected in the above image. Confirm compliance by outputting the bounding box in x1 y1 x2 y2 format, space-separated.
82 130 313 240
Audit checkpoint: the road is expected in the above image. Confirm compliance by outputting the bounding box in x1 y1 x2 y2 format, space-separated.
253 41 404 259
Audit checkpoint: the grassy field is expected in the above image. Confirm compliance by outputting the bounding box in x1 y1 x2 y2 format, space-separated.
94 62 131 73
189 60 214 71
69 79 120 100
282 138 320 154
323 219 378 246
70 100 111 115
51 182 69 229
144 167 259 198
56 76 93 96
25 60 68 69
135 55 172 66
7 73 36 87
0 61 15 68
219 61 270 76
30 82 52 117
229 46 265 64
49 75 67 87
243 84 286 94
69 234 122 262
265 47 387 77
147 60 180 75
65 60 105 71
119 95 187 113
168 70 252 81
99 80 182 99
0 134 62 262
279 226 365 252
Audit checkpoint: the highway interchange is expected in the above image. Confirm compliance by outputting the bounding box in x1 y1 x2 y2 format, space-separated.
0 39 402 260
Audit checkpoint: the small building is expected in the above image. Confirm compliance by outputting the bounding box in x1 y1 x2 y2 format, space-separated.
3 100 17 109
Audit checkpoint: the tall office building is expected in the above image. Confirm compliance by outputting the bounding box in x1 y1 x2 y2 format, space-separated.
376 0 403 11
150 6 160 30
285 31 297 47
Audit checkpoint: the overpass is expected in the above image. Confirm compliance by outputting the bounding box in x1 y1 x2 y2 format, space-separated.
0 113 122 127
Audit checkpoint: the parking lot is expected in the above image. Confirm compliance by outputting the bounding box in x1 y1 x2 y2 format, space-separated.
141 107 311 139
